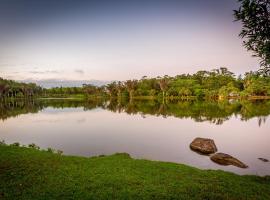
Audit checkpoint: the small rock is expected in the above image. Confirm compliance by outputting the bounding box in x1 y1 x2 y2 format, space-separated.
190 137 217 155
258 158 269 162
210 153 248 168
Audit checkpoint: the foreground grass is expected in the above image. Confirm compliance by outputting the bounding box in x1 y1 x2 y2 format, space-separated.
0 145 270 200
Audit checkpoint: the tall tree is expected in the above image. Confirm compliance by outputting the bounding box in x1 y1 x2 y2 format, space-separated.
116 81 124 98
0 83 9 98
125 80 138 100
158 78 169 102
106 82 117 98
82 84 97 96
234 0 270 75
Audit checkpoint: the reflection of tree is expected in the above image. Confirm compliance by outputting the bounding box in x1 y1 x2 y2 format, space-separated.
0 99 104 121
104 99 270 125
1 99 270 126
157 103 168 118
107 99 119 113
239 100 270 126
258 116 268 127
125 100 137 115
0 99 42 121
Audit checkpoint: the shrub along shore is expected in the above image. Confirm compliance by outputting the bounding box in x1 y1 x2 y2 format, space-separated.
0 143 270 200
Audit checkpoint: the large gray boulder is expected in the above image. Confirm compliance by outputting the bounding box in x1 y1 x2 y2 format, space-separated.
190 138 217 155
210 153 248 168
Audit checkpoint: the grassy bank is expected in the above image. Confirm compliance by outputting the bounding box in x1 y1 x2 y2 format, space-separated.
0 145 270 200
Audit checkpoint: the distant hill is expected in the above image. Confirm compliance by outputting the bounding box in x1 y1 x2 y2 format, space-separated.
18 79 111 88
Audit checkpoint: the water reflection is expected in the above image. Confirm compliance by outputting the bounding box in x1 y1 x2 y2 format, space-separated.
0 98 270 175
1 98 269 126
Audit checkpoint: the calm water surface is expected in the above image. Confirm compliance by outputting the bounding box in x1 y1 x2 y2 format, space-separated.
1 99 270 175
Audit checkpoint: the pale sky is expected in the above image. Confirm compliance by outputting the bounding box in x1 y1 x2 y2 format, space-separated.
0 0 259 82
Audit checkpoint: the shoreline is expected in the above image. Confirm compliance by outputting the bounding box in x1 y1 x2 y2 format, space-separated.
1 95 270 101
0 144 270 199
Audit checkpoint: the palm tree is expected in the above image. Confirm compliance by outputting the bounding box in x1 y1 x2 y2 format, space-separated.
158 78 169 102
0 83 8 98
106 82 117 98
125 80 138 100
116 81 124 98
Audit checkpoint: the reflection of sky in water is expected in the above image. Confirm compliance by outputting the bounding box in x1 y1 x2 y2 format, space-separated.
1 107 270 176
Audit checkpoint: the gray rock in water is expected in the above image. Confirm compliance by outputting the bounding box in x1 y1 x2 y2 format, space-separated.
258 158 269 162
190 137 217 155
210 153 248 168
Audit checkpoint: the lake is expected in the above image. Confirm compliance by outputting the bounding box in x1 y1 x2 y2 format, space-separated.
1 99 270 175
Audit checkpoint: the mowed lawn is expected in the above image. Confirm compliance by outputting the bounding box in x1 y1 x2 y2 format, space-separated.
0 145 270 200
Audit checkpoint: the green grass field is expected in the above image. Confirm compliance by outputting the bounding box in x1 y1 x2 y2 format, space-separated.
0 145 269 200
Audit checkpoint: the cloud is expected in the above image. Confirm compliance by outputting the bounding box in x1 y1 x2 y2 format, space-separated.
28 70 60 74
74 69 84 75
18 79 110 88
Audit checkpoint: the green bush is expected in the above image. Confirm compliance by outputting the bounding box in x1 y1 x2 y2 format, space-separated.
0 140 6 146
28 143 40 150
10 142 20 147
47 148 55 153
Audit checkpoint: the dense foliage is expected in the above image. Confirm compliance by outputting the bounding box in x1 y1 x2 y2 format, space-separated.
234 0 270 74
0 78 42 98
1 68 270 100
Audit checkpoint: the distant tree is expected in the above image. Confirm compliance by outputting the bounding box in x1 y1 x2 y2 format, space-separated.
125 80 138 100
116 81 124 98
158 78 169 101
234 0 270 75
82 84 97 96
218 82 240 98
219 67 234 77
106 82 118 97
0 82 9 98
193 70 208 84
242 72 270 96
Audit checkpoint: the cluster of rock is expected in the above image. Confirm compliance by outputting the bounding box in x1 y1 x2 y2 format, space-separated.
190 137 248 168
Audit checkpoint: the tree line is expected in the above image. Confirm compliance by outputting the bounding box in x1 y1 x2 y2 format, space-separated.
1 68 270 100
103 68 270 100
0 78 43 99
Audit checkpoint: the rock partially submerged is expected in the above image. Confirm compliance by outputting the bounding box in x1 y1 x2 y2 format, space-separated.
190 137 217 155
258 158 269 162
210 153 248 168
